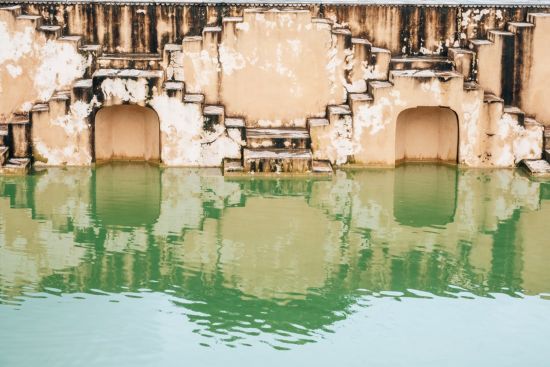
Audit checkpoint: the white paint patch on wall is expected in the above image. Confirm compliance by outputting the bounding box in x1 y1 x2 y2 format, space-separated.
0 20 85 115
150 95 240 166
101 78 148 104
33 97 99 166
218 43 246 76
0 22 34 64
34 40 87 101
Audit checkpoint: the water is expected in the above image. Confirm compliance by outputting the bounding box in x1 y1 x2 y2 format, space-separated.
0 163 549 367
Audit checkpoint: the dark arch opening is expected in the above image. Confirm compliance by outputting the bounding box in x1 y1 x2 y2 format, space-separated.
94 105 160 163
395 106 459 164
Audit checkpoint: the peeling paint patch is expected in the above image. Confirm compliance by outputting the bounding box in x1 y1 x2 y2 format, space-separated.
101 78 148 104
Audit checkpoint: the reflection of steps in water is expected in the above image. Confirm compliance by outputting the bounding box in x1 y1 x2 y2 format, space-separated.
225 125 333 175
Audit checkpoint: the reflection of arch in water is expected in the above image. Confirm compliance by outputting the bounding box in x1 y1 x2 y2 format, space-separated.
393 164 458 227
93 163 161 227
395 106 459 164
94 105 160 163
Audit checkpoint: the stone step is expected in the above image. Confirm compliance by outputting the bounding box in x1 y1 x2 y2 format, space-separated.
367 80 392 96
15 14 42 29
162 43 183 67
243 148 312 173
527 13 550 24
503 106 526 126
58 35 82 48
463 81 481 91
163 81 185 99
38 25 62 39
222 16 244 23
307 117 329 129
203 105 225 129
0 158 30 175
327 104 352 117
483 92 504 104
507 22 535 34
79 44 102 77
7 115 31 158
184 94 205 104
370 47 391 80
0 146 8 166
487 29 514 43
223 158 244 174
246 127 310 149
51 90 71 101
312 160 333 174
311 18 333 25
49 91 71 118
225 117 245 128
327 104 352 127
97 53 162 70
522 159 550 178
31 103 49 113
469 39 493 48
182 36 202 52
0 5 21 25
246 127 310 140
390 56 454 71
80 44 102 55
93 68 164 80
448 48 475 80
72 78 94 101
544 126 550 150
349 92 374 109
6 114 30 125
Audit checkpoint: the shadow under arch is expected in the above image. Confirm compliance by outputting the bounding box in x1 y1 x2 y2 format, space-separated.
395 106 459 164
94 105 161 163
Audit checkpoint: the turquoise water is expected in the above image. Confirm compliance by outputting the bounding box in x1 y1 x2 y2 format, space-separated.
0 163 549 366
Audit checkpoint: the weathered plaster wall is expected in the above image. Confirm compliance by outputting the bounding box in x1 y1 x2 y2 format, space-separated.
16 3 544 55
0 13 85 121
218 10 340 127
1 4 549 169
31 95 97 166
519 13 550 126
311 70 541 167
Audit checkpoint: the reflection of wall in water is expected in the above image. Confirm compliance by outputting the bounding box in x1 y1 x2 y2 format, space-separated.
1 166 550 303
93 163 161 227
393 164 458 227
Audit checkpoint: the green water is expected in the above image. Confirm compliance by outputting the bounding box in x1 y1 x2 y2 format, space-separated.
0 163 549 366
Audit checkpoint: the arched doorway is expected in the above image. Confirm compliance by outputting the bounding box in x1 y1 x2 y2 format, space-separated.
395 107 458 164
94 105 160 162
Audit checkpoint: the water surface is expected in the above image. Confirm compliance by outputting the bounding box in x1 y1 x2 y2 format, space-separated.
1 163 549 366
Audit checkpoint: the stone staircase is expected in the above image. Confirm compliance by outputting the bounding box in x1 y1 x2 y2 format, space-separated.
522 126 550 177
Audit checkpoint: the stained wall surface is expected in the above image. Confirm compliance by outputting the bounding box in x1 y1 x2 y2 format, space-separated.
0 4 549 169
